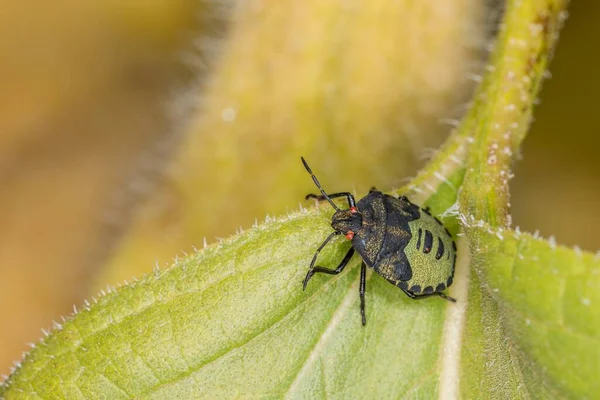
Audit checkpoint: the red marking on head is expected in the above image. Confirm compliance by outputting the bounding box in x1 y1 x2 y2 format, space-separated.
350 206 358 214
345 231 355 240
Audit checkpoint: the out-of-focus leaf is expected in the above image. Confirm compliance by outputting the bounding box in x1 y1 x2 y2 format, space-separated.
94 0 483 288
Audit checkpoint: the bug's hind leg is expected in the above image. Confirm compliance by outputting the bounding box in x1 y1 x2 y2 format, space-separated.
359 262 367 326
303 247 355 290
437 292 456 302
400 288 456 303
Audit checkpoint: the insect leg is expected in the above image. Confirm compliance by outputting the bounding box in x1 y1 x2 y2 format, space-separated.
437 292 457 303
359 262 366 326
400 288 418 299
305 192 356 208
400 288 456 303
303 247 354 290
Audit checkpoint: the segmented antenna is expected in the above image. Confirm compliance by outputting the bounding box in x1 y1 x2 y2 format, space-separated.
301 157 340 211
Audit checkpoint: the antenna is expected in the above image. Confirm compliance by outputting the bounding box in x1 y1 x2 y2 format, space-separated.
301 157 340 211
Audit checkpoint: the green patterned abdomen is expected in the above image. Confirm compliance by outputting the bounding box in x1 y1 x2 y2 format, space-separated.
403 212 456 294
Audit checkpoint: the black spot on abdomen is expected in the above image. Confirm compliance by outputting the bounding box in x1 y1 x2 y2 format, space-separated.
423 230 433 254
435 237 445 260
410 285 422 294
416 228 422 250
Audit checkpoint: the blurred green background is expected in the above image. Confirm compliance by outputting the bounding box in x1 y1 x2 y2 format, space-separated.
512 0 600 251
0 0 597 377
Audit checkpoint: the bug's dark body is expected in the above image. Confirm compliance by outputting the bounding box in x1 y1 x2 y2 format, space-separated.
300 156 457 325
347 191 456 296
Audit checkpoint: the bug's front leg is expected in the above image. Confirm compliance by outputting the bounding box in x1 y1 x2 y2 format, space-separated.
305 192 356 208
303 247 355 290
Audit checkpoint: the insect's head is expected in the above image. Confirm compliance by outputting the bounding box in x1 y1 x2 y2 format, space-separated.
331 207 362 240
301 156 362 240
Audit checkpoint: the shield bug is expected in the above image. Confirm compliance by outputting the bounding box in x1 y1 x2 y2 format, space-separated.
301 157 456 326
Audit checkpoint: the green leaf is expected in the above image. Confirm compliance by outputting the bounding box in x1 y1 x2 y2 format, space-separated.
4 0 597 399
461 222 600 398
0 211 449 398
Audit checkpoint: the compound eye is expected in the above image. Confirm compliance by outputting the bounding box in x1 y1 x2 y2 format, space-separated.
349 206 358 214
345 231 355 240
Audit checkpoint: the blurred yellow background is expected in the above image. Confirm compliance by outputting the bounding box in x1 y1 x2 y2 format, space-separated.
0 0 598 377
0 0 200 375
